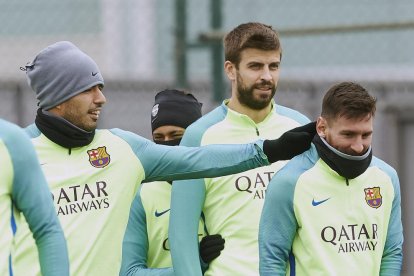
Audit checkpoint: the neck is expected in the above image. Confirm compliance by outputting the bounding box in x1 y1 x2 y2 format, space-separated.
227 98 272 123
313 135 372 179
35 108 95 149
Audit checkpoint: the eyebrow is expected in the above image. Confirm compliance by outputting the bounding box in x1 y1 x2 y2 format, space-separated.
246 60 280 66
154 130 184 136
340 130 373 135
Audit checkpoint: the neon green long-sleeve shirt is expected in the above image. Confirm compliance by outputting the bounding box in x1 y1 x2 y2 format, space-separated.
169 101 310 276
12 125 269 276
259 145 403 275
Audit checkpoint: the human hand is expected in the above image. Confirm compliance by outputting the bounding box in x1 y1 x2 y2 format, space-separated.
199 234 225 263
263 121 316 162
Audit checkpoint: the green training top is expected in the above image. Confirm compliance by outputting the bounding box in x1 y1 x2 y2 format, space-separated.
120 181 206 275
259 145 403 275
0 119 68 276
169 101 310 276
12 125 269 276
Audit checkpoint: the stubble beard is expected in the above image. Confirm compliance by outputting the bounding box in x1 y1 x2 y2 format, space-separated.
236 74 276 110
62 106 97 132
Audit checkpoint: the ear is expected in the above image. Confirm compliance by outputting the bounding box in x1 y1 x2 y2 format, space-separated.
224 61 236 81
316 116 327 137
47 104 63 116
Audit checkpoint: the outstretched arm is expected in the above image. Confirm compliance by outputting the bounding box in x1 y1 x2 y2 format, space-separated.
111 123 315 183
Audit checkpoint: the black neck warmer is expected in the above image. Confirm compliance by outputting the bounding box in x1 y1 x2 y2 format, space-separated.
313 135 372 179
35 108 95 149
155 138 182 147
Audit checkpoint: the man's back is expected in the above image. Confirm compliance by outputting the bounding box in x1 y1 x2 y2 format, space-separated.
1 119 68 276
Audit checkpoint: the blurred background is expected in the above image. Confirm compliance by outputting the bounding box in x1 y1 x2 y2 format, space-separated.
1 0 413 274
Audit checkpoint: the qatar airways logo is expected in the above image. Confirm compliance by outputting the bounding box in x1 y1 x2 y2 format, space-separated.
52 181 110 216
321 223 378 253
234 171 275 199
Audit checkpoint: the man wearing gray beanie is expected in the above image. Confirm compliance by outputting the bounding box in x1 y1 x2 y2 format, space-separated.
13 41 316 275
25 41 105 148
26 41 104 111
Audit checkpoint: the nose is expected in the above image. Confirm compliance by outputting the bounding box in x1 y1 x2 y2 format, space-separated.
92 86 106 105
350 138 365 154
260 67 272 81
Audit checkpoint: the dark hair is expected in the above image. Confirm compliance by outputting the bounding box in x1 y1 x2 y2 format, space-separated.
224 22 281 68
321 82 377 121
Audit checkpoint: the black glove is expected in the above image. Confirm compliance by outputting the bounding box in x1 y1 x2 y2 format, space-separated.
263 121 316 163
199 234 225 264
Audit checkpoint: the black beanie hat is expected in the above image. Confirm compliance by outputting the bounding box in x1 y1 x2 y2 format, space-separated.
151 89 202 132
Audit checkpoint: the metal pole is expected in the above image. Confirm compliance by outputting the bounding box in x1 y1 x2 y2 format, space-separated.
175 0 188 88
210 0 224 102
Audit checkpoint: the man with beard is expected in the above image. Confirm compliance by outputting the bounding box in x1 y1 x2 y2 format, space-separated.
259 82 403 275
169 22 311 275
12 41 315 276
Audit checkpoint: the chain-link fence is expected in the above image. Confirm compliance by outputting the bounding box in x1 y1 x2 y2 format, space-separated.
1 1 414 274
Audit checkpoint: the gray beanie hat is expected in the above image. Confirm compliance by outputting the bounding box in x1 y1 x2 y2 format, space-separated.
25 41 104 110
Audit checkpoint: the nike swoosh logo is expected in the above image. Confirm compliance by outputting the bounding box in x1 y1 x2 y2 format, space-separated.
312 198 330 206
155 208 170 217
92 72 98 76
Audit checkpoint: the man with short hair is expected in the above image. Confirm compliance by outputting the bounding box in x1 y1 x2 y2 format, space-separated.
12 41 315 275
169 22 311 275
259 82 403 275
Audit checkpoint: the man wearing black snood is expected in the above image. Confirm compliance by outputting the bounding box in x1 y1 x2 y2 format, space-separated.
150 89 202 146
15 41 316 276
259 82 403 275
121 89 225 274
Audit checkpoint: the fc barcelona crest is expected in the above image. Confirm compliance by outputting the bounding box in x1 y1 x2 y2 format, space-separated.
87 146 110 168
364 187 382 208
